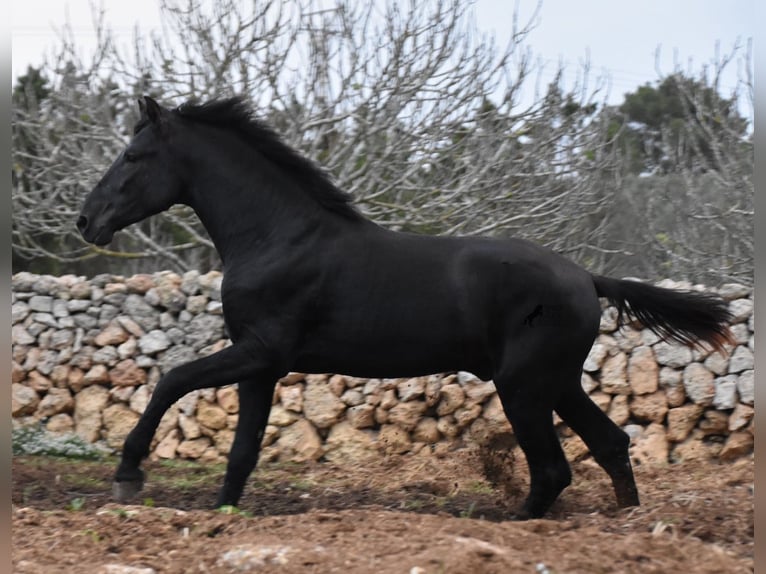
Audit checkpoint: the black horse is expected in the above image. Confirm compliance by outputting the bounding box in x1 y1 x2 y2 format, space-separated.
78 96 733 519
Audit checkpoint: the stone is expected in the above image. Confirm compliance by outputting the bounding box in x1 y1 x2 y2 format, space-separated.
412 418 440 443
155 429 180 459
328 374 346 397
718 283 751 300
46 413 75 434
436 415 460 438
666 404 704 442
129 385 151 414
703 351 729 376
110 385 135 403
12 301 30 323
28 295 53 313
268 405 298 427
583 342 609 372
712 375 739 410
323 421 376 463
653 341 692 368
26 370 52 393
728 346 753 373
124 294 160 331
340 389 364 407
157 345 196 373
213 429 235 454
138 330 171 355
178 413 202 440
197 400 228 430
600 352 630 395
728 403 754 432
125 274 155 294
74 385 109 442
672 430 722 462
629 423 668 465
562 435 590 461
397 377 425 402
436 384 466 416
303 381 346 429
154 406 179 446
102 403 140 450
11 361 25 384
216 386 240 414
279 372 305 386
275 419 323 461
12 383 39 416
377 424 411 454
699 411 729 437
83 364 110 386
279 384 303 412
346 404 375 429
177 437 212 459
629 391 668 424
109 359 147 387
627 346 658 395
380 389 398 410
728 299 753 323
607 394 629 426
737 370 754 405
599 307 618 332
37 388 74 418
94 322 129 347
463 380 496 405
659 367 685 407
454 403 482 428
424 376 442 407
719 432 754 461
185 294 208 315
682 363 715 406
580 373 598 393
92 346 119 368
388 401 427 431
12 325 35 346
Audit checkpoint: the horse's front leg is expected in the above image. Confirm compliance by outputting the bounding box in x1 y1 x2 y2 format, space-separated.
215 379 278 508
113 343 277 503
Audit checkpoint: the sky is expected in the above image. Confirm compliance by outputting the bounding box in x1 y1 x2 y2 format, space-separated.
11 0 755 113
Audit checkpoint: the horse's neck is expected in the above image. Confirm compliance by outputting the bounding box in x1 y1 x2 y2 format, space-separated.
184 157 339 262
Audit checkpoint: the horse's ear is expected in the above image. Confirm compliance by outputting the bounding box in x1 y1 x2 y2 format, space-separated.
138 96 164 125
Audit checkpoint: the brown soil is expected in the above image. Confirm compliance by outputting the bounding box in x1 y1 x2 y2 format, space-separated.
12 446 753 573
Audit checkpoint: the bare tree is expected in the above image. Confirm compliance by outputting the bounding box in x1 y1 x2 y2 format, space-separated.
12 0 752 285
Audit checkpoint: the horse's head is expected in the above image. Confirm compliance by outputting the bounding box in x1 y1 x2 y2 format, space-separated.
78 96 184 246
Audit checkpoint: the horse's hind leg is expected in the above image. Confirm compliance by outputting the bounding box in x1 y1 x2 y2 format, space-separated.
555 385 639 508
215 378 278 508
114 343 276 502
493 376 571 519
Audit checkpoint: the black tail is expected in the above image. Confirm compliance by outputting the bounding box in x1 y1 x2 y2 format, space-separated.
592 275 735 354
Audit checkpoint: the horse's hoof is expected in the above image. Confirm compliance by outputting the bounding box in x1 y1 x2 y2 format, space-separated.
113 479 144 502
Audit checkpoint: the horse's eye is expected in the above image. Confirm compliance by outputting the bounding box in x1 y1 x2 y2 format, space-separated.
124 151 138 163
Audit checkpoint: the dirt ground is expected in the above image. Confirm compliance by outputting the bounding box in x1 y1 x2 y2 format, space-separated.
12 445 753 574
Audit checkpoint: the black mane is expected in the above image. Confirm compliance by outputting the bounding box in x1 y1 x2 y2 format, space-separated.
174 97 361 220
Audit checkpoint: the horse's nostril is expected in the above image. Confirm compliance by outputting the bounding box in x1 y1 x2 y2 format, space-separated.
77 215 88 231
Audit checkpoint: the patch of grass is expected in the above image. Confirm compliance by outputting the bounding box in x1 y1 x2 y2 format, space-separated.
151 459 226 490
217 505 253 517
12 425 108 459
466 480 495 495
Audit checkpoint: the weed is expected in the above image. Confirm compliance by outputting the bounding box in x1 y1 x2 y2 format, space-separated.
68 497 85 511
459 501 477 519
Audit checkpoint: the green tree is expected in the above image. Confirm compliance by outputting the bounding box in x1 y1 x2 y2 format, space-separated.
609 73 749 174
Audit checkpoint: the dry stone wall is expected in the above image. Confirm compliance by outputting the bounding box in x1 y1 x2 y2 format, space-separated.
12 271 754 466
